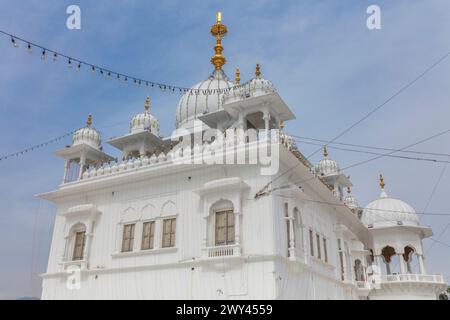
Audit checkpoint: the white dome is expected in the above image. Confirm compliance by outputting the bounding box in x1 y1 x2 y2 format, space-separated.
130 112 160 134
72 125 101 150
344 194 359 210
315 147 340 177
176 69 234 129
361 190 420 227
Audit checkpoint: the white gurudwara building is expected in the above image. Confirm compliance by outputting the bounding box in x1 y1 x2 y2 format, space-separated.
38 13 446 300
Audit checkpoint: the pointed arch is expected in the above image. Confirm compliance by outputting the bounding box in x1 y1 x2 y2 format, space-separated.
141 203 157 220
381 245 396 275
120 206 141 222
161 200 177 217
403 245 417 273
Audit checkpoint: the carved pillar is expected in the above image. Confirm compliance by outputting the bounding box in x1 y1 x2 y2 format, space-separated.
263 111 270 140
63 160 70 183
288 216 295 260
399 253 406 274
418 254 426 275
78 153 86 180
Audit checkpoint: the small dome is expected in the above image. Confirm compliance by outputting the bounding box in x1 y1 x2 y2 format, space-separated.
361 176 420 227
175 69 234 129
130 97 160 134
344 187 358 210
315 146 340 177
72 114 101 149
222 64 276 105
362 191 419 227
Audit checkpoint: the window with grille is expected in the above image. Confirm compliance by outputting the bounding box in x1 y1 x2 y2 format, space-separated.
141 221 155 250
121 224 135 252
162 218 176 248
72 231 86 261
215 210 235 246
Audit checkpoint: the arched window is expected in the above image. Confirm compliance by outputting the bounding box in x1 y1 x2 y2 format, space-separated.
69 223 87 261
381 246 396 275
403 245 416 274
284 203 290 256
211 200 235 246
293 207 303 250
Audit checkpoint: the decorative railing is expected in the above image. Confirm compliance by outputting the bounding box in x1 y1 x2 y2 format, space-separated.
380 273 444 283
222 81 277 105
75 131 324 196
205 244 241 258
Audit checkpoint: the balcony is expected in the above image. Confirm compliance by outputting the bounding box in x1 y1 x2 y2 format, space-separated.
204 244 241 259
380 273 444 283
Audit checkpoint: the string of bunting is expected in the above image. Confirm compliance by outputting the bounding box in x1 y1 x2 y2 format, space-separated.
0 29 246 95
0 129 79 161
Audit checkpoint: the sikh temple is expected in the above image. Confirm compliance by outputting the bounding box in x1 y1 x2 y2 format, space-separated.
38 12 446 300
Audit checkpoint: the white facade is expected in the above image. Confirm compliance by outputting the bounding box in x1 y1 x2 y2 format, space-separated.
38 13 446 300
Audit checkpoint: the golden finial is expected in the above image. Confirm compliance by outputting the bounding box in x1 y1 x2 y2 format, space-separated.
235 67 240 84
145 96 150 112
323 145 328 158
87 114 92 127
379 173 385 189
280 121 285 130
255 63 261 78
210 11 228 70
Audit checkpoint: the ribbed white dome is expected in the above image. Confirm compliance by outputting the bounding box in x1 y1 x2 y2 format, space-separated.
72 127 101 149
344 194 359 210
316 157 340 177
361 190 420 227
176 69 234 129
130 112 160 135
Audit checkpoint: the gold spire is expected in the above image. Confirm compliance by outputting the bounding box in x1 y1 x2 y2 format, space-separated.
280 120 285 130
235 67 240 84
255 63 261 78
210 11 228 70
379 173 385 189
87 114 92 127
145 96 150 112
323 145 328 158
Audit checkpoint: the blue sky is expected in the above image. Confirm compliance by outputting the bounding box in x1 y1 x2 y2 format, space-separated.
1 0 450 298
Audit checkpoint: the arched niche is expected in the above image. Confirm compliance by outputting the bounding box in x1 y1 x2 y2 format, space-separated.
207 199 235 247
381 245 397 275
161 200 177 217
141 203 157 220
120 206 141 223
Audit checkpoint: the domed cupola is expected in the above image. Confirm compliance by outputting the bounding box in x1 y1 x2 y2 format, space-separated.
222 64 276 105
361 174 420 228
315 146 340 177
344 186 359 210
176 70 234 129
175 12 234 130
130 96 160 135
72 114 101 150
245 63 276 94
